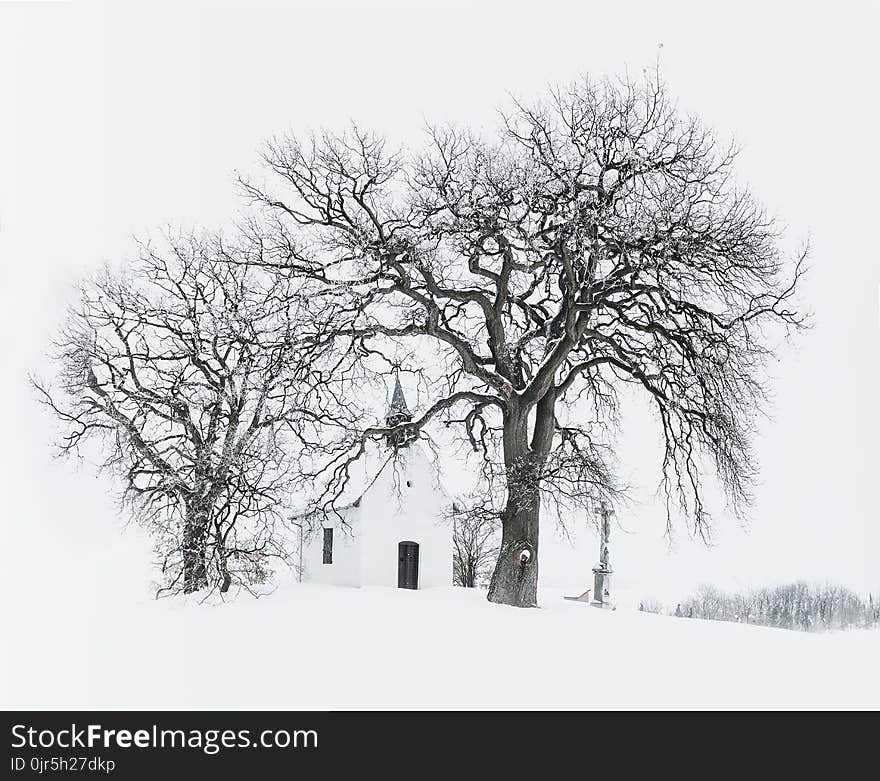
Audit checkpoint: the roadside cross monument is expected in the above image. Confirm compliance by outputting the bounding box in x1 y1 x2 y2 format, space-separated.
591 503 614 610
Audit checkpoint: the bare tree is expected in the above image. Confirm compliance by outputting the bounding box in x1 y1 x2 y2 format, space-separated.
33 231 319 595
638 599 664 614
680 582 876 632
450 494 501 588
240 69 806 607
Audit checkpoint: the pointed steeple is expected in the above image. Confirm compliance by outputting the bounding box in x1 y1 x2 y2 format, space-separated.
386 371 412 425
385 370 415 449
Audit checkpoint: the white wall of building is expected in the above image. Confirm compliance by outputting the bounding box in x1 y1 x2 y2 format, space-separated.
302 506 363 587
302 441 452 589
359 443 452 589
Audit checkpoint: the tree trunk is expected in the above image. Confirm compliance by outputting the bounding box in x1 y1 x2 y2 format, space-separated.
467 557 477 588
486 488 539 607
182 508 208 594
487 405 542 607
217 539 232 593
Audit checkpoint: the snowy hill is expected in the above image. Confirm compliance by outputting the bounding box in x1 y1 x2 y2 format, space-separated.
4 582 878 709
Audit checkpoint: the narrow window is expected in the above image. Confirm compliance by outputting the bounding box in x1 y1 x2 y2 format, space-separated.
322 528 333 564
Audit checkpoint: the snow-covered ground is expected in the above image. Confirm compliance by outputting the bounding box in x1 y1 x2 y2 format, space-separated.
3 580 878 709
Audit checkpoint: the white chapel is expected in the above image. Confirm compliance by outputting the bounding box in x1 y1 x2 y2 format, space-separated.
298 374 453 590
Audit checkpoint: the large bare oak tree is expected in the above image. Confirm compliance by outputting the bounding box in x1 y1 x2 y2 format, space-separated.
34 232 320 595
242 72 806 607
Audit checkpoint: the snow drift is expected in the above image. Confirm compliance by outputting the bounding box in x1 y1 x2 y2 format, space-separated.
3 581 877 709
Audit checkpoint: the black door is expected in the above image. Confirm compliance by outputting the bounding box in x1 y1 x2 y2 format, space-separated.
397 541 419 590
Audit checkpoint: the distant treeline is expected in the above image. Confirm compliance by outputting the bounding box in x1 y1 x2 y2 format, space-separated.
642 583 880 632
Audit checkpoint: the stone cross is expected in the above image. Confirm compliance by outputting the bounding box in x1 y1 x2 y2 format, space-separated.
591 502 614 609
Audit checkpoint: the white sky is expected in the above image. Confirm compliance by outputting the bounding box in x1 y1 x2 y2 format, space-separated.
1 1 878 608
